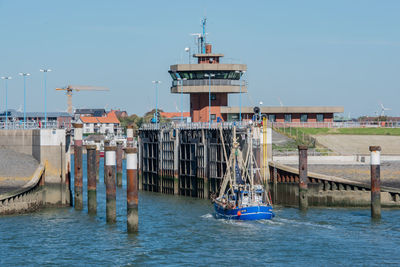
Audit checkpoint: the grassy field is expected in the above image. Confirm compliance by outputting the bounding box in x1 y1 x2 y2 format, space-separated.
278 127 400 136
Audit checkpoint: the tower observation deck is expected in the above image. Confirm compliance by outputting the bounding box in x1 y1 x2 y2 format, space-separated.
168 19 343 124
169 25 247 122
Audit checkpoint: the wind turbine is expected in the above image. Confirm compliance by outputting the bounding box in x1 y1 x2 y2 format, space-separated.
56 85 109 114
379 103 391 116
278 97 284 107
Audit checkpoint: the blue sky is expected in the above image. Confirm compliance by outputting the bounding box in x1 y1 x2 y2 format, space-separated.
0 0 399 117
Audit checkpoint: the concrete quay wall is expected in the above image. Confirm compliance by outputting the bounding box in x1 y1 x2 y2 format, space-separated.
0 129 71 207
0 164 46 215
269 162 400 208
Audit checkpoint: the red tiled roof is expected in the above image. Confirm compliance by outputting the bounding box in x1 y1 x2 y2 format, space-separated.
80 110 120 124
160 112 190 118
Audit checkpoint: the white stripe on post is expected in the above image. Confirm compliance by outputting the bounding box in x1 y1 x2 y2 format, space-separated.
127 128 134 139
126 153 137 170
106 150 116 166
74 128 83 141
371 150 380 165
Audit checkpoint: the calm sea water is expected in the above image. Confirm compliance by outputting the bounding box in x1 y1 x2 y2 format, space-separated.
1 157 400 266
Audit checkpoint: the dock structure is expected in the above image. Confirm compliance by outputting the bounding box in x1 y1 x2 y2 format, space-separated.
138 123 400 209
139 122 258 199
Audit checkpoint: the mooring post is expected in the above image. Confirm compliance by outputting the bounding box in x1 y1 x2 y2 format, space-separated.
138 135 143 191
127 125 134 147
116 141 123 187
105 145 117 223
103 140 110 184
125 147 138 233
369 146 381 220
298 145 308 211
73 123 83 210
95 141 100 182
86 144 97 214
173 129 180 195
273 166 278 204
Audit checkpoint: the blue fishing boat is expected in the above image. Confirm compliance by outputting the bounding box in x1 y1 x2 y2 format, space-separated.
212 126 275 220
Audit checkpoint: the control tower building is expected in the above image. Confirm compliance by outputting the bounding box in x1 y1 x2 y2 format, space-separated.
168 19 343 124
169 20 246 123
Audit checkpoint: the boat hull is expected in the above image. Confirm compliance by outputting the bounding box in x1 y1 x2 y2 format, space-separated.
214 203 275 220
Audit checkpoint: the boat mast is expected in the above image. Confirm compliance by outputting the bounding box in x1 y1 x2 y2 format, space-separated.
233 126 237 187
249 125 254 191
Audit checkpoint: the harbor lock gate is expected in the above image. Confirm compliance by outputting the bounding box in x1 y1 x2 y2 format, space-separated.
138 125 252 199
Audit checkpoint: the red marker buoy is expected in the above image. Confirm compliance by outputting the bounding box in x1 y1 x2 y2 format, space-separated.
237 211 242 216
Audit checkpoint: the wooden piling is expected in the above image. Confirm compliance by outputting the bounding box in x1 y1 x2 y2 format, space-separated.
298 145 308 211
127 125 134 147
73 123 83 210
86 145 97 214
105 145 117 223
116 141 123 187
369 146 381 219
125 147 138 233
95 142 100 182
103 140 109 184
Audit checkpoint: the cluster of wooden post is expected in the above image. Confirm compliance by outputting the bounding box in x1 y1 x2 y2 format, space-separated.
297 144 382 219
73 123 139 233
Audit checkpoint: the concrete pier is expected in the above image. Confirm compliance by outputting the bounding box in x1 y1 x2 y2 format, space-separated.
73 123 83 210
125 147 138 233
298 145 308 211
105 145 116 223
116 141 123 187
370 146 381 219
86 145 97 214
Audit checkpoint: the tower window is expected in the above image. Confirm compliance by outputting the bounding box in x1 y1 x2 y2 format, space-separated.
284 114 292 122
300 114 308 122
316 114 324 122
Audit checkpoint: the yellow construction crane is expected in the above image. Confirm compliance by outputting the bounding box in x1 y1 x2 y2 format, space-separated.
56 85 109 114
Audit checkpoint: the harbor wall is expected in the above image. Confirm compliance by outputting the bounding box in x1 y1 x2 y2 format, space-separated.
0 129 71 207
269 162 400 208
0 164 46 215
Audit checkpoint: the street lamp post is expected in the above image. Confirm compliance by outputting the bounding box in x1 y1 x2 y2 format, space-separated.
19 73 30 128
204 73 215 129
177 78 187 123
1 76 11 129
40 69 51 128
185 47 191 64
236 70 246 122
152 80 161 124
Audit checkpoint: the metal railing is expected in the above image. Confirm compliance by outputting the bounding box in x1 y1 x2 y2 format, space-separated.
272 149 343 157
172 79 245 87
141 121 254 130
272 121 400 128
0 121 69 129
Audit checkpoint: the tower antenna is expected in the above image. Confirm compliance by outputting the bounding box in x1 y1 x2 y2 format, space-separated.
202 17 207 54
